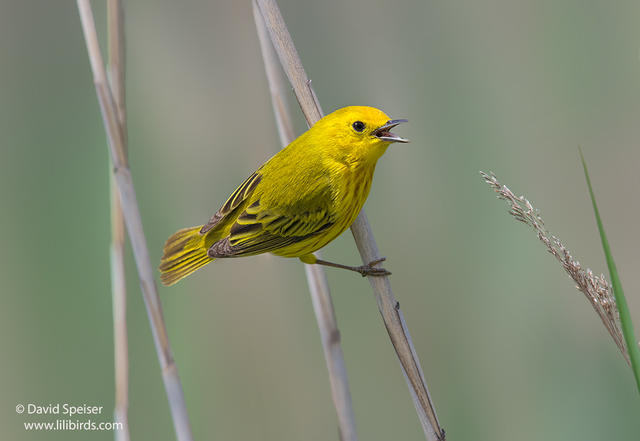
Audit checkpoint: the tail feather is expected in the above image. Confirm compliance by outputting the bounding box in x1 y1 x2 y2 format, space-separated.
159 226 214 286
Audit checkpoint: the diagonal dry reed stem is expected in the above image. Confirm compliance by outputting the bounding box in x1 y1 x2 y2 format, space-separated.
253 4 359 440
254 1 444 439
253 5 295 143
106 1 130 440
481 171 629 364
76 2 194 440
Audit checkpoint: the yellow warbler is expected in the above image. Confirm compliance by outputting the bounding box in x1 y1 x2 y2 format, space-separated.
160 106 408 286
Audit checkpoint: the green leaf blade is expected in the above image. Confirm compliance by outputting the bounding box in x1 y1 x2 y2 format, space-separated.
580 148 640 395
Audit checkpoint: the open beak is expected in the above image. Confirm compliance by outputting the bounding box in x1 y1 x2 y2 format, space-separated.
373 119 409 143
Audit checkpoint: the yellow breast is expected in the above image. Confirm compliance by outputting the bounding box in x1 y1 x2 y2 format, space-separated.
272 164 375 258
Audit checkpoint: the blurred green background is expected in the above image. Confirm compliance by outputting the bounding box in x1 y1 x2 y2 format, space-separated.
2 0 640 440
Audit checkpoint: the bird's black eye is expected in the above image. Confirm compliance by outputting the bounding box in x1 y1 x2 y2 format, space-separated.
352 121 365 132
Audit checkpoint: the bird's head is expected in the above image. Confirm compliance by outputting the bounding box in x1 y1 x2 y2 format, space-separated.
313 106 408 165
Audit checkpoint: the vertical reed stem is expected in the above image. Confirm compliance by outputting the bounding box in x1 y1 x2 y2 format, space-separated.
253 5 359 440
106 1 130 439
77 2 193 439
254 1 444 439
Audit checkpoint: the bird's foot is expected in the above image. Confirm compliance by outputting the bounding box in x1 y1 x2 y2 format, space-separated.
356 257 391 277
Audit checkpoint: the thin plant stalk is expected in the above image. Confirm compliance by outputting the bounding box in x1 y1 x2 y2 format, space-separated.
579 152 640 394
253 4 359 440
254 1 444 439
106 0 130 439
110 177 130 441
76 2 194 440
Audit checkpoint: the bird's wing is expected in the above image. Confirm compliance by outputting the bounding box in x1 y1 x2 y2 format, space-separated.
200 171 262 234
207 198 335 257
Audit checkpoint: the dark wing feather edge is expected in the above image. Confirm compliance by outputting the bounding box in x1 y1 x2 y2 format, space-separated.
200 172 262 234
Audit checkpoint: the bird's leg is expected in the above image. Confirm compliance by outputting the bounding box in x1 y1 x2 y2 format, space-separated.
312 257 391 277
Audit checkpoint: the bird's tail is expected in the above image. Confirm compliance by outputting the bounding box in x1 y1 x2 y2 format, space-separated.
159 226 213 286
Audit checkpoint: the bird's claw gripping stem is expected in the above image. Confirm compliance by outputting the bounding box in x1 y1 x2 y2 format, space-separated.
357 257 391 277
